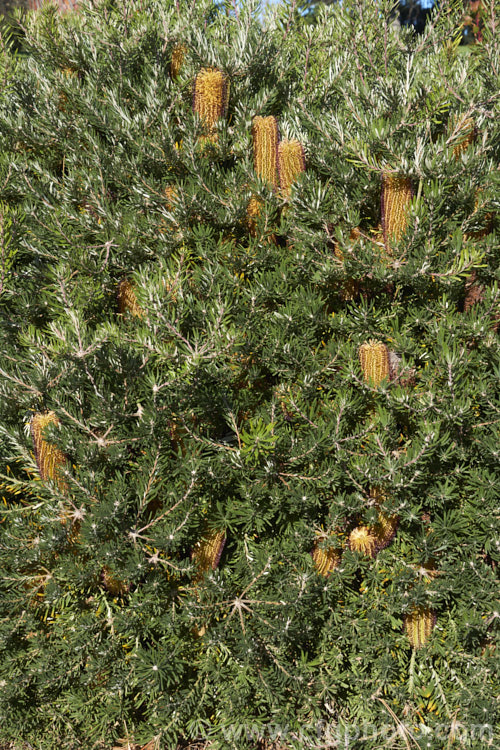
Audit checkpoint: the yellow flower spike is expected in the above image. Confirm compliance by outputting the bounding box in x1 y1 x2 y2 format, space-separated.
404 606 436 649
117 278 143 318
348 525 378 558
170 43 187 80
30 412 68 491
311 535 342 576
380 172 413 253
359 340 390 387
277 139 305 199
246 195 264 236
252 115 279 188
369 486 399 550
193 67 229 141
192 528 226 581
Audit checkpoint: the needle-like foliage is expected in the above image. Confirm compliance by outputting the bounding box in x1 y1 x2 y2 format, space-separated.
0 1 498 748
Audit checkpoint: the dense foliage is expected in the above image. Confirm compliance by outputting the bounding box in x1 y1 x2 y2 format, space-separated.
0 1 499 748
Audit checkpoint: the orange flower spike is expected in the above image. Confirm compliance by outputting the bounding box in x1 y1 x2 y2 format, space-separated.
359 340 390 387
252 116 279 188
278 139 305 198
30 412 68 491
381 173 413 253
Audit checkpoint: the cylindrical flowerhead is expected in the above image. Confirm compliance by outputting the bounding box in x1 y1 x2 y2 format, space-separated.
381 173 413 252
193 67 229 131
373 512 399 551
164 185 178 211
452 116 475 159
404 606 436 649
30 412 68 490
311 538 341 576
278 139 305 198
117 278 143 318
246 195 263 236
101 566 130 597
348 525 378 558
192 528 226 578
359 340 390 387
170 43 187 80
252 116 279 188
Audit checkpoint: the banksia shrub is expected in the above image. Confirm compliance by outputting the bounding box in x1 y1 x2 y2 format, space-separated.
193 67 229 136
30 412 67 490
192 528 226 579
1 3 498 748
404 606 436 649
277 139 305 198
380 172 413 252
359 340 390 387
117 278 143 318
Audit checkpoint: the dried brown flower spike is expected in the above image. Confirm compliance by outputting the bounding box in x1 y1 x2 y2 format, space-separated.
359 340 390 387
463 270 485 312
452 116 475 160
117 278 143 318
404 606 436 649
381 173 413 253
278 139 305 199
101 566 130 597
30 412 68 491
